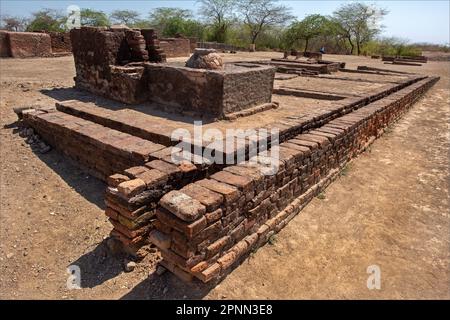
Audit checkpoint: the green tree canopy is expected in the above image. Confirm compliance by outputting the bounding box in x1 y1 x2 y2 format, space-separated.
333 2 388 55
238 0 293 47
149 7 204 38
110 10 141 26
285 14 328 52
26 9 65 32
80 9 110 27
199 0 236 43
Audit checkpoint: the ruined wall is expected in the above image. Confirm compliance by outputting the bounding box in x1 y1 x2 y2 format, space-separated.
23 108 166 181
70 27 170 103
197 41 242 52
71 27 149 104
159 38 191 57
0 31 52 58
0 31 10 57
48 31 72 52
188 37 198 53
146 63 275 118
99 75 435 259
148 76 439 282
222 65 275 114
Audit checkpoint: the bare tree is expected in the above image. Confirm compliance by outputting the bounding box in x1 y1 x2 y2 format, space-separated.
238 0 293 49
333 2 388 55
198 0 236 42
1 15 28 31
110 10 141 26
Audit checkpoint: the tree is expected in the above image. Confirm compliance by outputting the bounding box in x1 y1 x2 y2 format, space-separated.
285 14 327 52
26 9 65 32
333 2 387 55
80 9 110 27
110 10 140 26
198 0 236 43
148 7 204 38
238 0 293 48
149 7 192 36
1 15 28 31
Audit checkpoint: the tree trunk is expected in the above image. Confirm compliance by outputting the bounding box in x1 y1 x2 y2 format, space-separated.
348 37 354 55
304 38 309 53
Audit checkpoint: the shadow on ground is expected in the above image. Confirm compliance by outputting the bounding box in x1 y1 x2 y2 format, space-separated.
70 239 126 288
8 121 105 209
120 272 215 300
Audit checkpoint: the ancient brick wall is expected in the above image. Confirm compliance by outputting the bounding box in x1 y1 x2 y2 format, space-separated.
222 66 275 114
71 27 150 104
0 31 52 58
188 37 198 53
148 76 439 282
159 38 191 57
98 75 436 260
48 32 72 52
23 109 166 181
146 63 275 118
0 31 10 57
197 41 242 52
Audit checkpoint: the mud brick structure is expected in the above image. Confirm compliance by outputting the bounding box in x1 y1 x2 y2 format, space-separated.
303 51 323 60
197 41 243 52
251 58 344 75
148 75 439 282
188 37 198 53
71 27 276 118
382 55 428 65
48 31 72 53
0 31 9 57
159 37 191 57
0 31 52 58
17 26 439 283
70 27 165 104
145 63 276 117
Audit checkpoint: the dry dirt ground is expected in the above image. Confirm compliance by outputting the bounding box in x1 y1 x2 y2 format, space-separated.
0 53 448 300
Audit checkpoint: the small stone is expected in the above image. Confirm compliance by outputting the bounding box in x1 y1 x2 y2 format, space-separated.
156 265 167 276
6 253 14 259
186 49 223 70
124 261 136 272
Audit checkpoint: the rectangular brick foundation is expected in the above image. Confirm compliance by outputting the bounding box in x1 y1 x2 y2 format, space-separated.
147 75 438 282
23 110 165 180
95 75 436 262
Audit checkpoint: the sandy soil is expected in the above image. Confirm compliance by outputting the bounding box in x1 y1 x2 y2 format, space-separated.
0 53 448 299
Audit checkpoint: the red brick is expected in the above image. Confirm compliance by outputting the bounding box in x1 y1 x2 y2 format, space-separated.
181 184 223 212
206 236 231 258
196 263 221 283
156 208 207 238
196 179 240 204
107 173 129 187
210 171 253 193
145 159 181 177
136 169 168 188
117 178 146 198
159 190 206 222
205 208 223 224
148 230 171 250
124 166 149 178
217 251 237 270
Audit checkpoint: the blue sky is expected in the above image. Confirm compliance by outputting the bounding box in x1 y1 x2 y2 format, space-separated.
1 0 449 44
